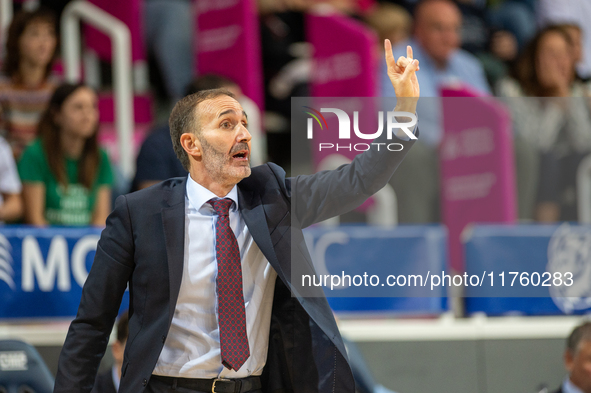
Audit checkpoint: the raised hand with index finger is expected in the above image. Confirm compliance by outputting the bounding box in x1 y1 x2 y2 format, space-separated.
385 39 420 101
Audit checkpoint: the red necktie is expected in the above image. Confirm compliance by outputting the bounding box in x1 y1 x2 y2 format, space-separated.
208 198 250 371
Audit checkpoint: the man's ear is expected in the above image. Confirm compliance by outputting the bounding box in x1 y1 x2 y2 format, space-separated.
565 349 575 373
180 132 202 159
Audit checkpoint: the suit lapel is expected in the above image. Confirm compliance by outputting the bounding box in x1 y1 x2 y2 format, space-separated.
238 185 285 280
161 177 187 327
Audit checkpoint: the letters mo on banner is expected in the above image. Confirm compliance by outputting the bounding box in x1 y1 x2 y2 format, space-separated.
0 228 129 318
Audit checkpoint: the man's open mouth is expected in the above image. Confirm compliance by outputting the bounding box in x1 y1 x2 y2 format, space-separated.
231 150 249 160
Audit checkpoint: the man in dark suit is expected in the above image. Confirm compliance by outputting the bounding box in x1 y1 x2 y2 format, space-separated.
551 322 591 393
53 41 420 393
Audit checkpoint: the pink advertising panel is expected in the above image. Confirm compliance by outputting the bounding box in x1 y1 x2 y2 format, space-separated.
85 0 146 62
195 0 264 110
307 11 377 99
440 88 517 272
307 11 379 166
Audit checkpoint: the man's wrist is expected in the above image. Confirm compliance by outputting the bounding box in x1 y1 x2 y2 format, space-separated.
393 99 418 114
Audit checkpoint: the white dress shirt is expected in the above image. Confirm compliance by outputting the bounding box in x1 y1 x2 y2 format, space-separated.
562 377 584 393
153 175 277 378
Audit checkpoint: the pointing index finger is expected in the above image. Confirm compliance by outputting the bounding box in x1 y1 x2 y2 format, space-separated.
407 45 413 60
385 39 394 66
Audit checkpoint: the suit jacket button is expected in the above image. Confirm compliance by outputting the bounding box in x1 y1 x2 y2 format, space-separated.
162 335 166 343
143 378 147 386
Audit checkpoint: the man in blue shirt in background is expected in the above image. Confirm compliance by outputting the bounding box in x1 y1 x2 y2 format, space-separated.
381 0 490 223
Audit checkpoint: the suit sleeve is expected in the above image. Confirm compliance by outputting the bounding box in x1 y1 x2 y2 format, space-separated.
289 128 418 229
54 195 135 393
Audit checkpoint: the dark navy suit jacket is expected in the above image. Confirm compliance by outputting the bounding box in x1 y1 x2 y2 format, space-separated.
90 369 116 393
54 129 417 393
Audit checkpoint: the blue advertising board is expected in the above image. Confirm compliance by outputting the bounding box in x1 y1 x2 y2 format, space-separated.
464 224 591 316
6 223 586 318
303 225 448 315
0 224 449 318
0 226 129 319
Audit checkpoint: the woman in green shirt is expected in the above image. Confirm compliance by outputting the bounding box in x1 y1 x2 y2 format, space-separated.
18 83 113 226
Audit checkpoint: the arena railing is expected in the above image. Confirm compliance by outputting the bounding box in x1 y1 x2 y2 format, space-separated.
61 1 135 180
0 0 11 50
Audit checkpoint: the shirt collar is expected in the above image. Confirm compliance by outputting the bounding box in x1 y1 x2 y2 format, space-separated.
563 377 585 393
186 174 239 212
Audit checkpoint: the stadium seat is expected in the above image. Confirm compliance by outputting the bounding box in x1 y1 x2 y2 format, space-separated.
0 340 54 393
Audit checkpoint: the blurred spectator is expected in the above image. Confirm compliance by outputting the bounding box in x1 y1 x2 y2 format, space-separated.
497 26 591 221
91 311 128 393
144 0 194 103
551 321 591 393
0 8 59 159
18 83 113 226
557 23 585 81
496 25 589 100
486 0 536 51
0 136 23 223
130 125 187 192
130 123 186 192
478 29 519 89
382 0 490 223
454 0 519 88
488 30 519 64
364 3 412 48
386 0 528 63
537 0 591 80
382 0 491 143
131 74 265 191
